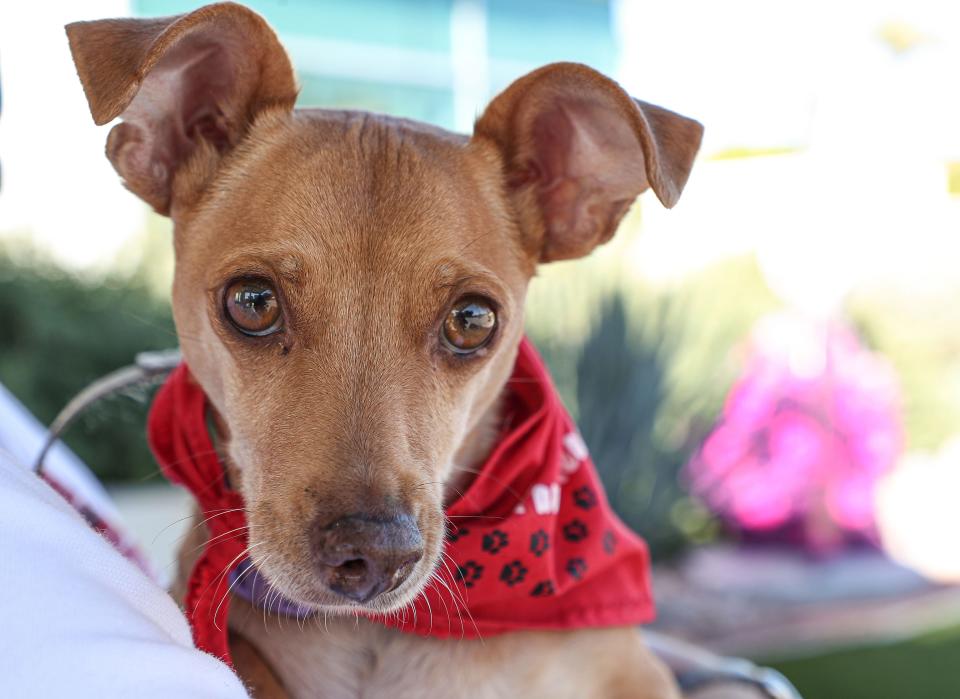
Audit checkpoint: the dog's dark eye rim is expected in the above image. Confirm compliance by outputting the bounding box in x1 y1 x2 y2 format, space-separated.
440 294 499 355
222 276 284 337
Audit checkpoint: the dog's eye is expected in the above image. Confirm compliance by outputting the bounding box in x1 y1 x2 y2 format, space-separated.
442 297 496 354
224 278 282 336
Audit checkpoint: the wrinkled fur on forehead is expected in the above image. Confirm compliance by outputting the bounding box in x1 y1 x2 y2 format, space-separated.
177 108 528 269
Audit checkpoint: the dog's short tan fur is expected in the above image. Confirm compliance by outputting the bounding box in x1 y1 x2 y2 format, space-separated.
67 3 702 697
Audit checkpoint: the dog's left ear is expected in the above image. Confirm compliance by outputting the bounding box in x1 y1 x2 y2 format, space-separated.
474 62 703 262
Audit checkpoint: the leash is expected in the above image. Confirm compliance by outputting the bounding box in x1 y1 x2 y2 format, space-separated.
645 631 801 699
32 349 181 475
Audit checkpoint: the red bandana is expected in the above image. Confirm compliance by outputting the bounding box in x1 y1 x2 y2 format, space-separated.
147 338 655 665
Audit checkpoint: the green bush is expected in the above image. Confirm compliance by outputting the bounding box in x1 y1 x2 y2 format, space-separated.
0 250 175 481
529 256 782 558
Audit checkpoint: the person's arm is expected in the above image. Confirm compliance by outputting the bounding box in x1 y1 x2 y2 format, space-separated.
0 451 249 698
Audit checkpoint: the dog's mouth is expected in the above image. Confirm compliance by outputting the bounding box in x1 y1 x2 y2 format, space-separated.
244 513 443 616
247 551 438 617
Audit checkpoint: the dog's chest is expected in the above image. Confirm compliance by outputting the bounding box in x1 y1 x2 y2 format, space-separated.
229 601 506 699
227 599 640 699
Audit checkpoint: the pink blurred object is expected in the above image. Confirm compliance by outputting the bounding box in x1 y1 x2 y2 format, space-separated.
687 313 903 552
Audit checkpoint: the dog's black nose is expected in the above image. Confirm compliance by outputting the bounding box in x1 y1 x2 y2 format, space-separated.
310 513 424 603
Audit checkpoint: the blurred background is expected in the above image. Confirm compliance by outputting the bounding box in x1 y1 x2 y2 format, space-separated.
2 1 960 696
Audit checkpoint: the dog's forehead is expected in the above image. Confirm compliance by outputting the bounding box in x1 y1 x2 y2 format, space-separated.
184 108 526 286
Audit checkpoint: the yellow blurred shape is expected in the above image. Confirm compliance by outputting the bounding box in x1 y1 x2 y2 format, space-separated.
877 20 927 55
946 161 960 197
708 146 801 161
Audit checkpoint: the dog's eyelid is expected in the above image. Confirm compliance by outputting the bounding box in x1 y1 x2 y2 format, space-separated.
210 253 306 289
434 273 507 306
433 275 477 293
214 269 280 288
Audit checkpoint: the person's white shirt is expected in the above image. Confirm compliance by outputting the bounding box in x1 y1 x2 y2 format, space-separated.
0 449 249 698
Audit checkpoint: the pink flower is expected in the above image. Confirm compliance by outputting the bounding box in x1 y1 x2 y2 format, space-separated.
687 313 903 551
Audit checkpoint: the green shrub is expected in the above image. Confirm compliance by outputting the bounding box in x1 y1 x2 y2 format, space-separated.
527 245 781 558
0 250 175 481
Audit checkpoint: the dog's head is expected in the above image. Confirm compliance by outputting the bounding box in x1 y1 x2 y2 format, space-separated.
68 2 701 614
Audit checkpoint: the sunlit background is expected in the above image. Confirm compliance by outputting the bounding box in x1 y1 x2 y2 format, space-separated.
2 2 960 696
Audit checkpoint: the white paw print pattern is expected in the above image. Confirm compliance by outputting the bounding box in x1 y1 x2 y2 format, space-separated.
514 432 590 515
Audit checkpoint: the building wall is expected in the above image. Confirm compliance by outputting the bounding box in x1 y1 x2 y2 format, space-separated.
133 0 616 130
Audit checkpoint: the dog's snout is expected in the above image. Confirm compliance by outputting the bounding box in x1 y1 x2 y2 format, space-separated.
311 514 424 604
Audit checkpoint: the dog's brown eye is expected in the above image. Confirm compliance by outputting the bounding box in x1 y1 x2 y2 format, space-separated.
442 297 496 354
224 278 282 336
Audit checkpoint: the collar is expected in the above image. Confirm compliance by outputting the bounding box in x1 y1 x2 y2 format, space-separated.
148 338 655 665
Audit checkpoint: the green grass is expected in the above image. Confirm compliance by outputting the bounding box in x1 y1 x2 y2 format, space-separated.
767 628 960 698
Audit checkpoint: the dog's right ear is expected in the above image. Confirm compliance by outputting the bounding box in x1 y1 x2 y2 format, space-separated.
66 2 298 215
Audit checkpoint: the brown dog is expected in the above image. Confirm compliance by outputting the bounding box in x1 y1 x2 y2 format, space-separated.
67 3 702 697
